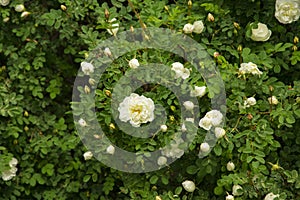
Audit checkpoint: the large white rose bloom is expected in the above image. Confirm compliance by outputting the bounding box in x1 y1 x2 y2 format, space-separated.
81 61 94 75
190 86 206 97
206 110 223 126
244 97 257 108
193 20 204 34
171 62 190 79
118 93 155 127
1 157 18 181
239 62 262 76
250 23 272 42
199 117 212 130
199 110 223 130
183 23 194 34
0 0 10 6
275 0 300 24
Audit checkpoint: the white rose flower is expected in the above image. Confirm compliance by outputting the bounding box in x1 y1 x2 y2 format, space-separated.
106 145 115 155
104 47 112 57
118 93 155 127
171 62 190 79
180 68 190 79
244 97 257 108
232 185 243 196
160 124 168 132
182 180 196 192
199 117 212 130
15 4 25 12
264 192 280 200
193 20 204 34
206 110 223 126
190 86 206 97
157 156 167 166
171 62 184 78
1 157 18 181
227 161 235 171
246 97 257 106
199 110 223 130
78 118 87 127
183 101 194 111
268 96 279 105
183 23 194 33
250 23 272 42
81 61 94 75
83 151 93 160
275 0 300 24
0 0 10 6
1 167 17 181
200 142 210 152
215 127 226 139
128 58 140 69
107 18 119 36
226 194 234 200
239 62 262 76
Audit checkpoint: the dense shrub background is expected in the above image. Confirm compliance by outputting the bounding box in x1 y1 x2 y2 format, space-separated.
0 0 300 199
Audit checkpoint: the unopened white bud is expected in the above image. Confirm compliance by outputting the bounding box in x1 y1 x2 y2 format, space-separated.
21 11 30 18
182 180 196 192
200 142 210 152
106 145 115 155
227 161 235 171
160 125 167 132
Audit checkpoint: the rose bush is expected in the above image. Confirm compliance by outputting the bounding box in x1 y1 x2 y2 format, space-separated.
0 0 300 199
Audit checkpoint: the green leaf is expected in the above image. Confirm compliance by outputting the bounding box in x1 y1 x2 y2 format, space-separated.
247 156 254 163
186 165 199 175
286 115 295 124
294 109 300 118
255 156 265 164
83 175 91 182
161 175 169 185
175 186 182 195
150 175 159 184
213 145 222 156
214 186 224 195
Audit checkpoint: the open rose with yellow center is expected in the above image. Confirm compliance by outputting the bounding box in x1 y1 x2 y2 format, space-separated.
118 93 155 127
275 0 300 24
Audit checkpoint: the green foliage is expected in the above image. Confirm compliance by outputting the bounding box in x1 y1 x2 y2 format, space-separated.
1 0 300 199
